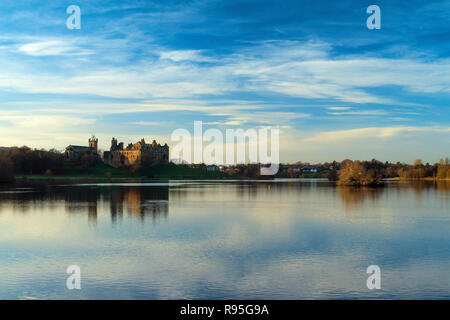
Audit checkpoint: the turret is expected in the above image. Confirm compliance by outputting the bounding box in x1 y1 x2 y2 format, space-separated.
111 137 118 151
89 136 98 154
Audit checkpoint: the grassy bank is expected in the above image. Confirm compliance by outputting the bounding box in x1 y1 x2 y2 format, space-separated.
15 163 234 181
298 172 329 178
143 163 232 179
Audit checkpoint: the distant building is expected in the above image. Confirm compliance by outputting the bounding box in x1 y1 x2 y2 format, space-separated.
301 166 318 173
103 137 169 168
64 136 99 162
188 163 204 169
171 158 189 165
205 165 219 172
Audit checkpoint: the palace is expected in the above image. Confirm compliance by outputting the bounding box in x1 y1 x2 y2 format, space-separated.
65 136 169 168
103 137 169 168
64 136 99 162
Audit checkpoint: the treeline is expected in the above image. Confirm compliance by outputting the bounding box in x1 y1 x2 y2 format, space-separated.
0 147 65 183
397 158 450 180
277 158 449 185
330 158 450 186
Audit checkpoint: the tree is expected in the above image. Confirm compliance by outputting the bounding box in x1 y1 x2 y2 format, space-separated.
0 155 15 183
398 159 427 179
337 160 381 186
287 167 296 178
437 157 449 179
2 146 64 175
80 153 100 167
328 169 338 181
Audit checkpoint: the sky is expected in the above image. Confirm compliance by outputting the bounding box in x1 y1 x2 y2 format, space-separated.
0 0 448 163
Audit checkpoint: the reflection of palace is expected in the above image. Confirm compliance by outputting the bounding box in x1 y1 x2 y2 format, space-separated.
64 188 99 227
61 185 169 225
88 203 97 227
109 186 169 223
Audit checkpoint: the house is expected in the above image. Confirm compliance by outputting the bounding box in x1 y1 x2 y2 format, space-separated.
205 165 219 172
301 166 318 173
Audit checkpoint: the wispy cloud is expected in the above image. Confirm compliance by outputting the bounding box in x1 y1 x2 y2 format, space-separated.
327 107 351 111
1 39 448 103
303 126 450 143
18 40 94 56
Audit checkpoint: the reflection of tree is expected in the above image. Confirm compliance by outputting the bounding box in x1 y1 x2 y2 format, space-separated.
394 180 444 204
408 180 431 201
63 188 99 226
436 180 450 202
337 186 383 210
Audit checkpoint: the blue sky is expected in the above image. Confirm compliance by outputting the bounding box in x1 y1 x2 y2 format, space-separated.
0 0 448 163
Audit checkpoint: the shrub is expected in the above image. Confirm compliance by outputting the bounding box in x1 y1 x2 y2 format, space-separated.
337 160 381 186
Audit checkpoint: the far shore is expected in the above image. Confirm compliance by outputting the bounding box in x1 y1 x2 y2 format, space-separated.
9 174 450 183
393 177 450 181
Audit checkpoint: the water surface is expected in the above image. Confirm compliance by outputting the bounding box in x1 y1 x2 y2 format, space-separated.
0 179 449 299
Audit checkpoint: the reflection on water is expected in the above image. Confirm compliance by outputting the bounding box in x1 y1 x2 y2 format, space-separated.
0 179 449 299
337 186 384 211
0 185 169 226
337 180 450 211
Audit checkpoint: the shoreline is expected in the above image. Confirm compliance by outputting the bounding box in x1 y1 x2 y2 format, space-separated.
10 175 450 183
397 177 450 181
13 175 243 182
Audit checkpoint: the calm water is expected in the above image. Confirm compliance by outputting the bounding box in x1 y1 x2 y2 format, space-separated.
0 179 449 299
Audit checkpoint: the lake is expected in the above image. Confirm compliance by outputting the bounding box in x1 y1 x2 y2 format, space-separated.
0 179 449 299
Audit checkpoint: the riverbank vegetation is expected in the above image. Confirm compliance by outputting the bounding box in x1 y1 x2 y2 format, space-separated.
0 145 448 183
331 158 449 185
277 158 449 182
0 156 15 183
0 146 64 175
0 147 64 183
398 158 450 180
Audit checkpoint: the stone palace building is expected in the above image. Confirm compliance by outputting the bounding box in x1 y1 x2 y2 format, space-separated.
103 137 169 168
65 136 169 168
